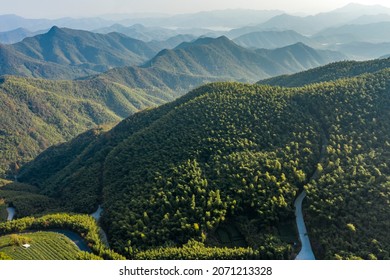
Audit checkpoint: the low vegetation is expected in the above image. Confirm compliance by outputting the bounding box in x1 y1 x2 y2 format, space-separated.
0 213 125 260
0 232 81 260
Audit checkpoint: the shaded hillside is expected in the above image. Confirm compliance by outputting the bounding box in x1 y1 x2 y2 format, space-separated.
94 24 179 42
143 36 346 82
12 26 159 71
255 43 346 72
14 67 390 259
0 43 95 79
315 22 390 44
258 58 390 87
0 73 181 178
0 28 45 44
233 30 315 49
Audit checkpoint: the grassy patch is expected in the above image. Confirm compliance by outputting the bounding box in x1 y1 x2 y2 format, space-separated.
0 231 81 260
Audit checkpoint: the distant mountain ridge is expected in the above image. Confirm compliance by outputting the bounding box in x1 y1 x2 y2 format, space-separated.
12 26 159 69
233 30 315 49
0 28 46 44
144 36 346 82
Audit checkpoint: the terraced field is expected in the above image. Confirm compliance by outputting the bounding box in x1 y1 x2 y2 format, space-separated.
0 231 81 260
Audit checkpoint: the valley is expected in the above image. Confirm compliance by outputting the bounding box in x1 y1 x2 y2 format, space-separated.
0 2 389 261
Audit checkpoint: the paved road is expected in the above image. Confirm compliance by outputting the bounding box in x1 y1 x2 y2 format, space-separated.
294 131 328 260
6 207 15 221
294 191 315 260
90 205 110 248
91 205 103 221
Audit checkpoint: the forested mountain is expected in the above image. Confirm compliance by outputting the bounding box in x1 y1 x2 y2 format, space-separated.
0 43 95 79
12 26 159 71
255 43 345 71
148 34 197 50
0 28 45 44
0 69 201 178
233 30 315 49
327 41 390 60
315 22 390 44
258 58 390 87
143 36 346 82
9 63 390 259
0 34 348 177
94 24 185 42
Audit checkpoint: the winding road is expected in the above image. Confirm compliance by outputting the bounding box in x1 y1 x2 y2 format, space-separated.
294 191 315 260
91 205 110 248
294 131 328 260
6 207 15 221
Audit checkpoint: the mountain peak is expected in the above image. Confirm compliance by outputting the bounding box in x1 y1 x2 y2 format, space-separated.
48 26 63 34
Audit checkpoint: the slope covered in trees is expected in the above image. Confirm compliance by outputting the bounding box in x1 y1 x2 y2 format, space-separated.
0 72 186 178
0 43 95 79
258 58 390 87
11 65 390 259
0 35 349 178
12 26 159 70
233 30 315 49
144 36 346 82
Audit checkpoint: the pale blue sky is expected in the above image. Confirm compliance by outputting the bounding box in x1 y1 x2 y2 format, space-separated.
1 0 390 18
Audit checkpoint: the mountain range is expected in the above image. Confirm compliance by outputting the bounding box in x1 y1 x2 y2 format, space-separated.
0 31 348 176
0 3 390 261
5 58 389 260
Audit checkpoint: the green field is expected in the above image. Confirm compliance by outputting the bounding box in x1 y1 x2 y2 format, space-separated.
0 231 81 260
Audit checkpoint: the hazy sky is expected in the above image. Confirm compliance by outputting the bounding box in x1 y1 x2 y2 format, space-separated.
1 0 390 18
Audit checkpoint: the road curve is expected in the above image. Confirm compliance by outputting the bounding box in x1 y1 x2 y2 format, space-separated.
294 129 328 260
294 190 315 260
6 207 15 221
90 205 110 248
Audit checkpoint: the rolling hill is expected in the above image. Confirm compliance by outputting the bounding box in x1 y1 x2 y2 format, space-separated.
10 61 390 259
0 34 348 177
233 30 315 49
0 43 96 79
258 57 390 87
143 36 346 82
12 26 159 70
0 28 46 44
315 22 390 44
0 70 191 178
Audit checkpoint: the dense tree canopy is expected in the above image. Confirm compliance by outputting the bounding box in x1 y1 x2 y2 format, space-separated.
3 63 389 259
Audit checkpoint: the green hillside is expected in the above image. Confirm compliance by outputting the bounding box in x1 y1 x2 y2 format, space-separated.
258 58 390 87
0 43 95 79
12 26 159 71
233 30 315 49
1 36 344 177
13 66 390 259
144 36 346 82
0 73 178 178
